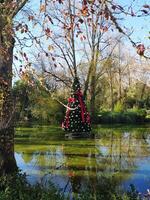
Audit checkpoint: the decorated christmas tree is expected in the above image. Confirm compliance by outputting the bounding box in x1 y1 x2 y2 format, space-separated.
62 76 91 134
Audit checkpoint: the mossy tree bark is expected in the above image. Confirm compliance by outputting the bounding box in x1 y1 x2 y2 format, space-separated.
0 0 30 174
0 31 17 174
0 128 17 174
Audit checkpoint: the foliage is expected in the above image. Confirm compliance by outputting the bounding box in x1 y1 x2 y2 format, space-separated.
97 109 148 124
0 172 65 200
13 79 150 125
114 101 124 112
0 172 144 200
77 183 142 200
12 80 65 124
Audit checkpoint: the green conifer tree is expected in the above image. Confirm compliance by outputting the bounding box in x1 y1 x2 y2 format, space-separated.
62 77 91 133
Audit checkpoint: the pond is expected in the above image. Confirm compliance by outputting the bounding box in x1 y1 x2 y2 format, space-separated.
15 125 150 196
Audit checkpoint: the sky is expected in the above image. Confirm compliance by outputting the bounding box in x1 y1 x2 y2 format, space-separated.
116 0 150 45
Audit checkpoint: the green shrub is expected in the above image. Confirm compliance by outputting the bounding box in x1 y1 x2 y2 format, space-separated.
76 180 141 200
97 109 148 124
0 173 143 200
0 172 65 200
114 102 124 112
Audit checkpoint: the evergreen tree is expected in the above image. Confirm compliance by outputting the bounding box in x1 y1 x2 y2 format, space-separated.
62 77 91 133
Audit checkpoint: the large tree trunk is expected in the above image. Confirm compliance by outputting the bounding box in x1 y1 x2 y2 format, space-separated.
90 71 96 120
118 68 122 102
0 128 17 174
140 83 146 101
110 76 114 111
0 31 17 174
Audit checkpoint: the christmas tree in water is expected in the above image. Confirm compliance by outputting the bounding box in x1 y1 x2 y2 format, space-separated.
62 76 91 134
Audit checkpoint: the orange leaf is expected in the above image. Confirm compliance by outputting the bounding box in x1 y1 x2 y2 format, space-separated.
40 4 46 12
48 45 54 51
28 15 34 21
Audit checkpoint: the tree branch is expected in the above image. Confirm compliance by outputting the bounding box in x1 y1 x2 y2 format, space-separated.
12 0 29 18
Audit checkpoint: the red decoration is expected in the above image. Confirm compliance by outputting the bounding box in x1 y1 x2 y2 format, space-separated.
83 0 87 5
64 90 91 129
68 171 75 177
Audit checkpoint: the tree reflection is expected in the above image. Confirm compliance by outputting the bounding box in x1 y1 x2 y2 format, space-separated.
15 126 150 194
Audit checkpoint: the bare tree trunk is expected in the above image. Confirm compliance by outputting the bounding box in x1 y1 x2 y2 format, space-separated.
110 76 114 111
140 83 146 100
90 63 96 120
0 32 17 174
84 60 93 99
127 65 131 87
118 68 122 102
90 82 96 119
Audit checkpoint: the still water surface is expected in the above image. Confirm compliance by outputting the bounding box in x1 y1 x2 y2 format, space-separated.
15 125 150 194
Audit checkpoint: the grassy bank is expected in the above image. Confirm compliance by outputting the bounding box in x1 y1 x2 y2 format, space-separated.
0 172 143 200
96 109 150 124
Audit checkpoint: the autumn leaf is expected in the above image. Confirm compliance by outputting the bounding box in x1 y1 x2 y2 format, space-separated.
83 0 87 6
112 5 116 10
78 18 84 24
28 15 34 21
83 35 86 40
40 4 46 12
45 52 49 57
143 5 150 9
80 36 83 41
45 28 52 37
100 26 108 32
87 17 92 22
15 24 21 31
23 53 29 61
68 171 75 177
58 0 63 4
88 0 95 4
21 29 24 33
52 57 55 61
45 28 50 33
48 45 54 51
136 44 145 56
104 11 109 20
25 24 28 32
81 6 89 16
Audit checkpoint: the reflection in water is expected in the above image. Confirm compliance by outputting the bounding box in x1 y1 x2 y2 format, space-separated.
15 126 150 194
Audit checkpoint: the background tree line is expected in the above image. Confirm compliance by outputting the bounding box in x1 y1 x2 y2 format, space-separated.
13 43 150 124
